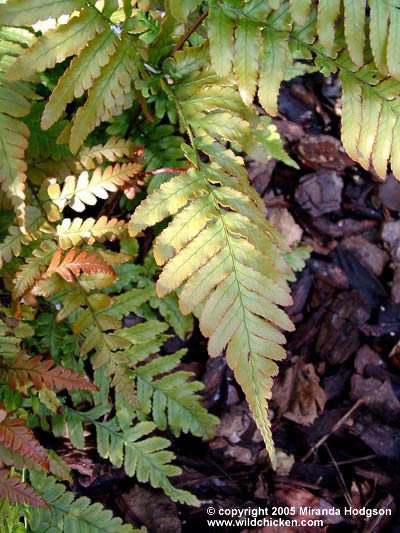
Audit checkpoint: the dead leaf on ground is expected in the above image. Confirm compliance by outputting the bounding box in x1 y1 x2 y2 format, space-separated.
117 485 181 533
272 359 327 426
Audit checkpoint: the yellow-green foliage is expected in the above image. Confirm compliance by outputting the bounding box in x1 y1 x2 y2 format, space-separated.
0 1 398 528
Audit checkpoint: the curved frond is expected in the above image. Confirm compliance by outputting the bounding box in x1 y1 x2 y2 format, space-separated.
0 470 48 508
41 30 118 130
0 409 49 469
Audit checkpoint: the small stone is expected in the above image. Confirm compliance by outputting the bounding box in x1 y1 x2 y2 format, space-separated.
295 170 343 217
392 267 400 304
297 134 354 171
341 235 389 276
378 174 400 211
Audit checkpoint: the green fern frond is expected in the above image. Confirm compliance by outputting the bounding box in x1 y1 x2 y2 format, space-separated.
29 471 139 532
59 410 199 505
133 348 219 438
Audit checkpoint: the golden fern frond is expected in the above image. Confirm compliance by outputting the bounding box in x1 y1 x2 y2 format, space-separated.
339 60 400 179
69 37 136 153
48 163 143 213
6 9 105 82
56 216 127 249
0 0 85 26
0 73 40 230
130 150 294 467
41 29 118 130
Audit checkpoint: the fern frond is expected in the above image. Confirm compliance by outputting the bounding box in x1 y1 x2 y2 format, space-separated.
79 137 135 169
133 349 219 438
0 320 24 357
0 409 49 469
0 113 29 230
56 216 127 249
0 352 98 392
62 410 199 505
130 153 293 467
0 470 48 508
13 240 56 298
0 0 85 26
7 9 105 82
41 30 118 130
45 248 116 282
69 37 136 153
48 163 143 212
168 0 202 22
0 207 45 268
29 472 138 532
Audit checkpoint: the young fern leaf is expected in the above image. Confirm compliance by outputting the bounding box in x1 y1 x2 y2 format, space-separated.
48 163 143 212
130 155 294 467
13 240 57 298
56 216 127 249
0 470 48 508
45 248 116 282
79 137 135 169
0 409 49 469
0 352 98 392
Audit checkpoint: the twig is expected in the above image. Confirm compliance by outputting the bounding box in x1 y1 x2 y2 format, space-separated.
301 397 365 462
324 444 353 508
170 9 209 56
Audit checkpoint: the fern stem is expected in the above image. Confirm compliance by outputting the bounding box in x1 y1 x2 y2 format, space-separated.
170 9 209 55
